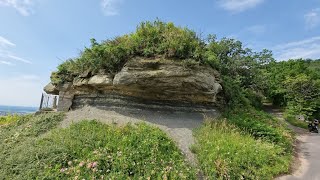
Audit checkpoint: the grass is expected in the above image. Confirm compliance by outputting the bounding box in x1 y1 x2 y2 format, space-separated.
52 20 205 84
0 109 294 179
0 113 195 179
193 120 292 179
0 113 65 179
224 109 294 151
0 114 20 125
193 109 294 179
285 115 308 129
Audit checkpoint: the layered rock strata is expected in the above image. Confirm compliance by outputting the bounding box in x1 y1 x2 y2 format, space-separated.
44 58 223 112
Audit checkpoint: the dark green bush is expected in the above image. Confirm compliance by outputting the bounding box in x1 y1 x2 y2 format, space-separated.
266 59 320 120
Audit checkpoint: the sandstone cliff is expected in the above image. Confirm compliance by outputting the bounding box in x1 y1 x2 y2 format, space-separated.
44 58 222 112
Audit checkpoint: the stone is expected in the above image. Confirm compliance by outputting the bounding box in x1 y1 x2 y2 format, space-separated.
57 91 74 111
73 78 89 87
43 83 59 95
88 75 113 86
45 58 223 111
112 59 222 103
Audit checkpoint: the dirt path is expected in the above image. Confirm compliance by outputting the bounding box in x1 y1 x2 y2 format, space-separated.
266 107 320 180
62 106 219 167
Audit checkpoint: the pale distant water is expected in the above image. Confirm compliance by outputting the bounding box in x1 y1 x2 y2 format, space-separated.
0 105 37 116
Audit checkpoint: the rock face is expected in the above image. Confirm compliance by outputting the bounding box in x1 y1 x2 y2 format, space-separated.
44 58 223 112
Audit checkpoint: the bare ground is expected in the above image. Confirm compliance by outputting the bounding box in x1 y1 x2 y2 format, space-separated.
62 106 219 167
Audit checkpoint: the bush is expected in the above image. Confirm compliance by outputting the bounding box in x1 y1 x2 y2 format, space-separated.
0 114 20 125
224 109 293 151
266 59 320 119
285 114 308 129
193 120 292 179
51 20 205 84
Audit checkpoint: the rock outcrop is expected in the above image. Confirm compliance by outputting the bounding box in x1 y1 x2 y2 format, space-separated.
44 58 223 112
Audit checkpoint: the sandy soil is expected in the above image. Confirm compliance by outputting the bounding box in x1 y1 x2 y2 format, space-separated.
62 106 219 167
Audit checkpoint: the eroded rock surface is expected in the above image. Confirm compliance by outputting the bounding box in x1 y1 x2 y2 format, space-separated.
44 58 223 111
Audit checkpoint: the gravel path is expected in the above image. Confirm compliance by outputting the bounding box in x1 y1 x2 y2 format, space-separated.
62 106 219 167
265 107 320 180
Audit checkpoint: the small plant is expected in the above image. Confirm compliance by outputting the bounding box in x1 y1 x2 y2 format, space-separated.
0 114 20 125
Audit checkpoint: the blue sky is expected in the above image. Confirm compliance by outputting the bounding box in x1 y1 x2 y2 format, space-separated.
0 0 319 107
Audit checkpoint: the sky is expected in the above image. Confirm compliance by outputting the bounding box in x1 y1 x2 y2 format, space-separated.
0 0 319 107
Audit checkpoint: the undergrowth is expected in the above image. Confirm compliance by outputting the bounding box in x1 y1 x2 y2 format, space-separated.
285 114 308 129
224 108 294 151
193 109 294 179
0 114 20 125
0 114 195 179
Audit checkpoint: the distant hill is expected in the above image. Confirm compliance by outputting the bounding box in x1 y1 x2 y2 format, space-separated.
0 105 37 116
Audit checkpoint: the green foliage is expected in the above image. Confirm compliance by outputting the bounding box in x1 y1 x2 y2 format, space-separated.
0 114 20 125
51 20 205 84
51 20 275 109
0 113 65 179
0 114 195 179
193 119 292 179
285 115 308 129
224 109 293 150
38 121 195 179
266 59 320 120
205 36 274 108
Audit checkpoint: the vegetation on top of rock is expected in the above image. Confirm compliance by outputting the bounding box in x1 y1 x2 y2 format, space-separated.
51 20 204 84
50 19 319 126
51 20 273 90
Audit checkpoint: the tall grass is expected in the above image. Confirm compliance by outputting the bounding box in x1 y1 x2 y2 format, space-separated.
285 114 308 129
193 120 292 179
0 114 195 179
224 109 294 151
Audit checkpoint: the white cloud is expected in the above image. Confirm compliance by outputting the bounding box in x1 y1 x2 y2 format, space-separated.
0 36 15 47
273 36 320 60
7 54 32 64
305 8 320 29
0 60 14 65
218 0 264 13
0 36 32 65
101 0 122 16
0 0 34 16
0 75 43 106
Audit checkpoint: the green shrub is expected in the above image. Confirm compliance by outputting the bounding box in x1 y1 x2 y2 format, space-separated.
193 120 292 179
224 109 293 151
266 59 320 119
285 114 308 129
0 114 20 125
51 20 205 84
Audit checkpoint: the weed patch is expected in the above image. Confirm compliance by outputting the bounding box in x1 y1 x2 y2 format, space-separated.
0 115 195 179
193 120 292 179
